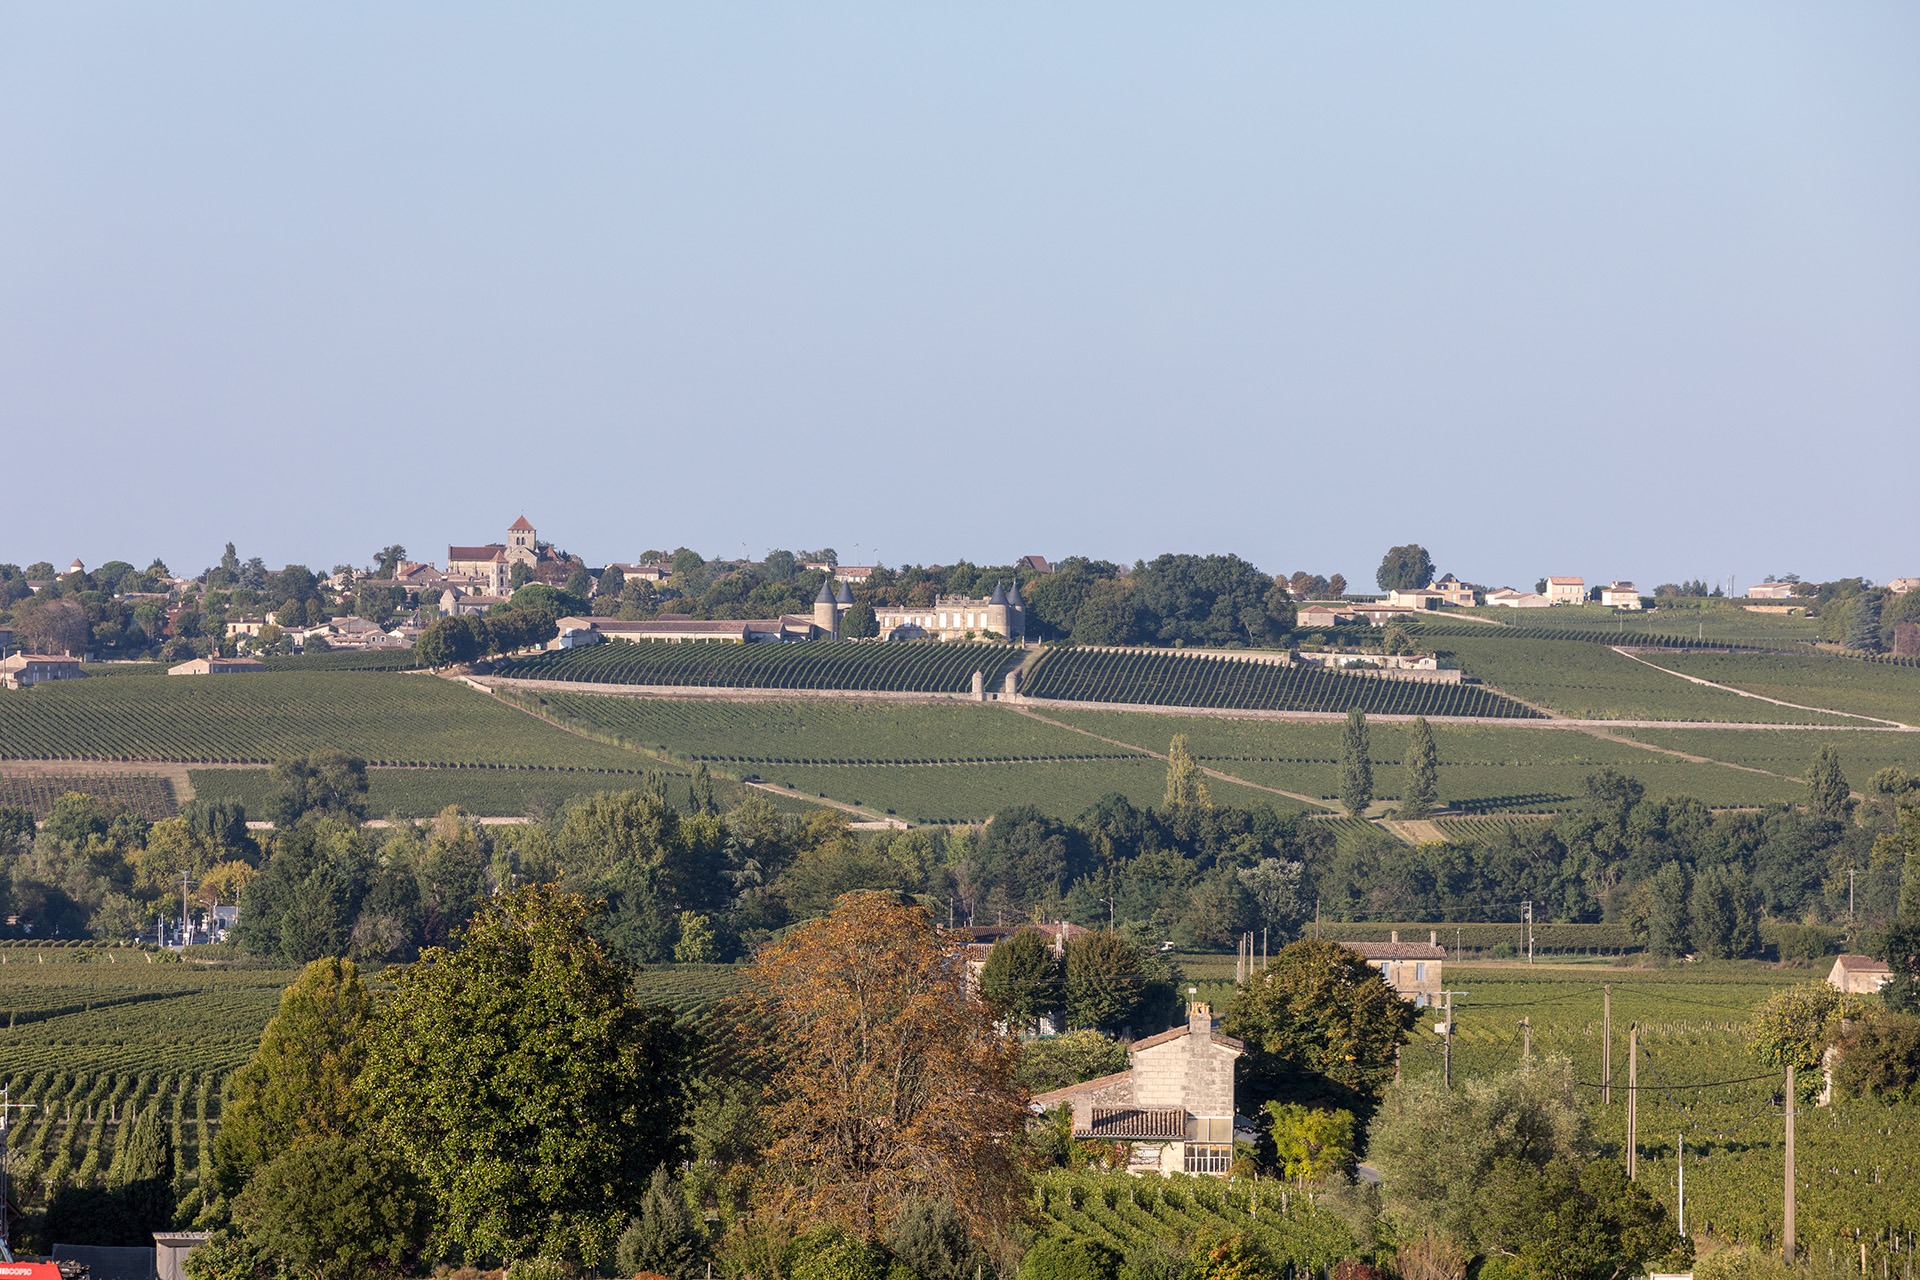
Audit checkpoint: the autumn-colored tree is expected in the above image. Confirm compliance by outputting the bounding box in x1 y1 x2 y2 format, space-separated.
736 892 1027 1251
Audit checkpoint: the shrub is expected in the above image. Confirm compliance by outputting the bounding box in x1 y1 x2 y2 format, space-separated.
788 1228 902 1280
1020 1235 1121 1280
1832 1012 1920 1101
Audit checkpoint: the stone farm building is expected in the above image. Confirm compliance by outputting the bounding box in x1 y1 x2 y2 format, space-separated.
1828 954 1892 995
0 654 86 689
168 656 266 676
1346 933 1445 1007
1030 1003 1246 1177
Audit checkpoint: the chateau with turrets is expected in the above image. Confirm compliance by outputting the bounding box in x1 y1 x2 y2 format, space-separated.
872 578 1025 642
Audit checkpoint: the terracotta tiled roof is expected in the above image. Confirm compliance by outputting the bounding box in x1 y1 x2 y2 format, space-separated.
1346 941 1445 960
448 545 505 562
1029 1069 1133 1107
1834 954 1891 973
509 516 536 532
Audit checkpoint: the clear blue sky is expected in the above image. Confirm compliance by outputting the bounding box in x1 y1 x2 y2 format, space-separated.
3 4 1915 590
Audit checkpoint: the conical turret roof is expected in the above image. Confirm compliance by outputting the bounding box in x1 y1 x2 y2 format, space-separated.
836 581 854 606
1006 577 1022 607
815 579 837 605
989 580 1008 606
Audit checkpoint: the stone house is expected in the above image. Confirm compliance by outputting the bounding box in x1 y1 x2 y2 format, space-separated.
167 656 266 676
1030 1002 1245 1177
1598 582 1644 610
1828 954 1892 995
1345 933 1445 1007
1745 582 1797 600
1296 604 1347 628
1485 588 1550 608
0 654 87 688
1545 576 1586 605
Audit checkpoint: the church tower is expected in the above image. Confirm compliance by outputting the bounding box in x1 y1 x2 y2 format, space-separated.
506 516 537 568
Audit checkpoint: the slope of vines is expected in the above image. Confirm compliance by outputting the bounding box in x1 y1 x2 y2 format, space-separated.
496 641 1025 693
1408 621 1806 651
1021 650 1542 718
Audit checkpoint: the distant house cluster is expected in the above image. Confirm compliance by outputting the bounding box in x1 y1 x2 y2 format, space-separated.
1484 576 1641 610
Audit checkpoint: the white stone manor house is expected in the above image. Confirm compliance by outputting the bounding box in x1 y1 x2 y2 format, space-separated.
873 579 1026 642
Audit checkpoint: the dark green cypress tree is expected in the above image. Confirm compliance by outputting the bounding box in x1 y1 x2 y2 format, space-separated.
1341 708 1373 818
615 1165 705 1279
111 1102 176 1233
1400 717 1438 818
1846 591 1885 652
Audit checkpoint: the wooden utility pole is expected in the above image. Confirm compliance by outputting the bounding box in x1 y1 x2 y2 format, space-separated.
1437 990 1465 1089
1522 1016 1532 1060
1603 984 1613 1104
1785 1063 1797 1265
1627 1023 1639 1178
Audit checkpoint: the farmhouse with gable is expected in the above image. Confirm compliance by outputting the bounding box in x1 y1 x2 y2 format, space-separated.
1029 1002 1246 1177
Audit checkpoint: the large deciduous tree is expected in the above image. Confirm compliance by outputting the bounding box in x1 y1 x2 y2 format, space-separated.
361 885 689 1268
232 1136 429 1280
1063 931 1149 1032
1365 1058 1590 1248
978 927 1062 1033
1374 545 1434 593
1225 939 1417 1118
736 892 1026 1251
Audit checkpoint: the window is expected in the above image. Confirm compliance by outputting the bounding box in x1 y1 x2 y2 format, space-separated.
1415 963 1427 982
1184 1144 1233 1175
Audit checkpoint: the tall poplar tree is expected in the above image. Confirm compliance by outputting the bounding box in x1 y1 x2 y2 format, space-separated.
1400 718 1438 818
1341 709 1373 817
1164 734 1211 809
1807 744 1853 820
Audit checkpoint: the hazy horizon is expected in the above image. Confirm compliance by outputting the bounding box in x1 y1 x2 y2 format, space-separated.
4 5 1915 589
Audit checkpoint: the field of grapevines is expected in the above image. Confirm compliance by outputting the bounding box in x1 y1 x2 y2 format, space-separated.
1032 1170 1357 1271
1408 966 1920 1255
263 648 425 672
1020 649 1542 719
496 641 1026 693
0 954 300 1227
1028 710 1804 812
1442 605 1821 645
0 672 649 770
1640 652 1920 727
1424 637 1864 724
0 772 178 820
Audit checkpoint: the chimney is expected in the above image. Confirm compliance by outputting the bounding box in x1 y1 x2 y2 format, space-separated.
1431 930 1438 946
1188 1001 1212 1039
1390 930 1399 944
